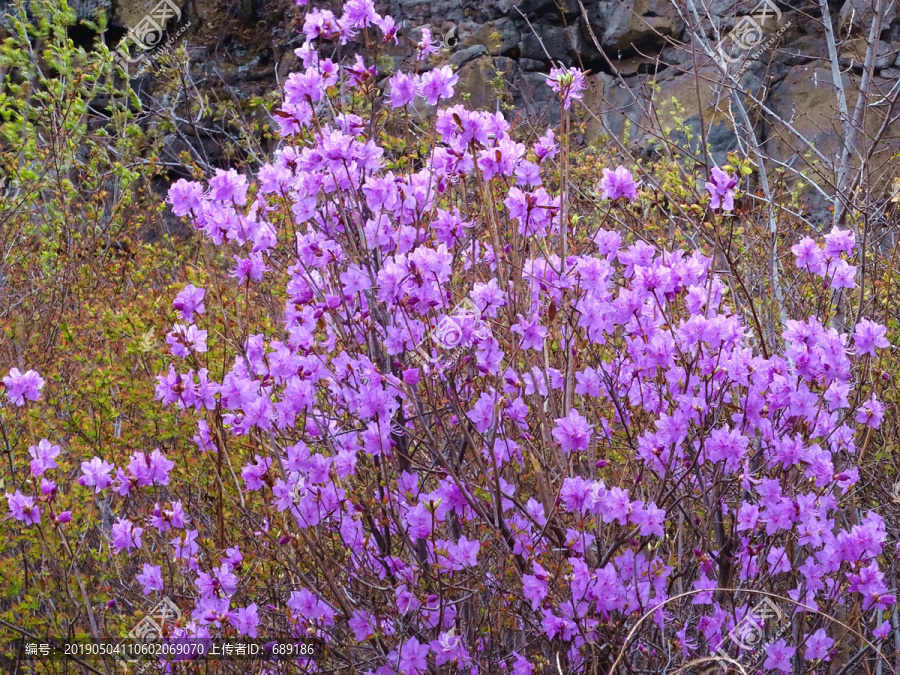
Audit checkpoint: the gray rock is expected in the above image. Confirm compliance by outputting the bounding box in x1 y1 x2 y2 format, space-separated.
513 0 579 18
839 0 898 38
452 54 504 108
659 45 694 69
461 18 519 56
519 57 546 71
839 38 899 70
580 72 647 147
766 64 900 220
451 44 487 67
777 29 824 67
738 61 766 95
511 70 556 117
566 22 602 62
519 24 568 62
581 0 683 54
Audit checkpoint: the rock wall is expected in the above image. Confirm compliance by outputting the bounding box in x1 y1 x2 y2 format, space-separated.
375 0 900 221
5 0 898 222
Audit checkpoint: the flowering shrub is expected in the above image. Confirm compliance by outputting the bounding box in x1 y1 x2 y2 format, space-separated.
3 1 898 673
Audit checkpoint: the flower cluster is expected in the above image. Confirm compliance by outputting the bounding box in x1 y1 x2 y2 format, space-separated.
6 1 895 672
792 226 858 289
156 12 896 672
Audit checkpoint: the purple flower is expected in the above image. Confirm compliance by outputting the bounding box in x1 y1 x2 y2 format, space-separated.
829 258 857 289
229 604 259 637
197 564 239 600
111 518 143 553
241 455 272 491
522 562 550 610
704 426 749 474
511 314 547 351
40 479 56 498
302 8 338 41
155 364 184 406
856 394 885 429
231 253 269 283
148 449 174 485
419 66 458 106
167 179 205 217
342 0 377 29
546 66 587 110
466 391 497 434
791 237 826 275
824 226 855 256
691 575 717 605
405 503 433 539
511 653 533 675
430 631 468 667
78 457 115 493
599 166 639 202
559 476 592 513
764 639 795 673
287 588 336 626
447 536 480 567
209 168 248 205
150 501 188 532
735 502 759 532
552 409 593 454
166 324 208 358
533 129 557 162
3 368 45 406
415 28 440 61
705 166 738 211
874 620 891 641
6 490 41 525
136 564 164 595
28 439 60 476
854 319 889 355
397 637 429 674
389 71 418 109
631 501 666 537
541 609 575 641
172 529 200 561
824 381 850 410
221 546 243 570
849 562 895 610
349 610 375 642
173 285 206 323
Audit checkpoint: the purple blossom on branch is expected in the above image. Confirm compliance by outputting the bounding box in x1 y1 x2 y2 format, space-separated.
3 368 44 406
546 66 587 109
599 166 639 202
705 166 738 211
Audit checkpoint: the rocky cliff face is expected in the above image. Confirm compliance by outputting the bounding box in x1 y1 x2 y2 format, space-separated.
5 0 898 223
377 0 900 218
